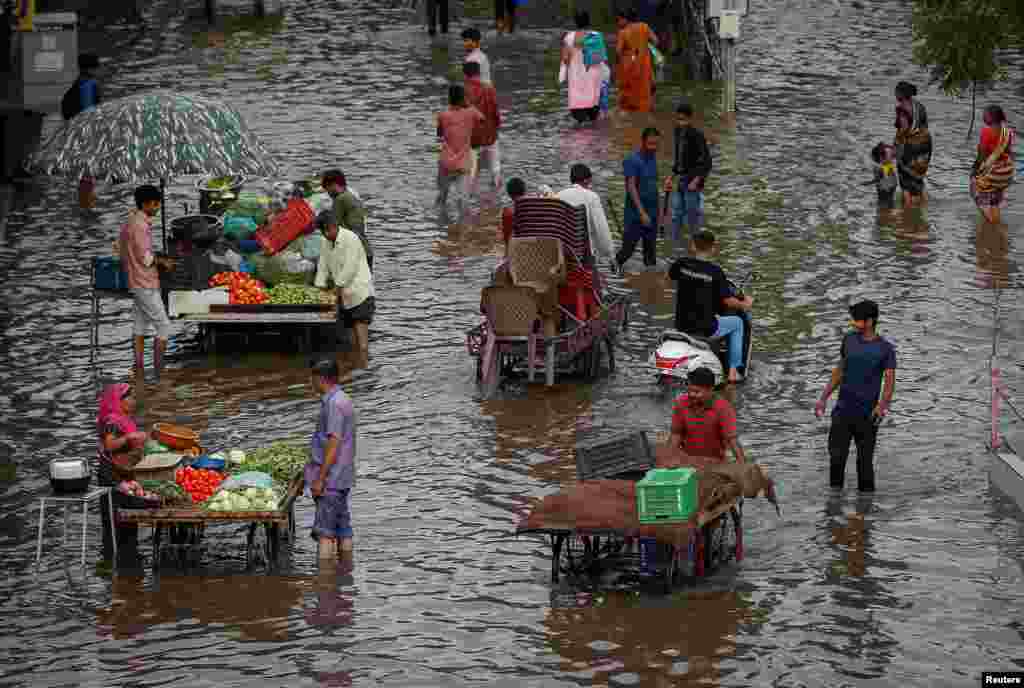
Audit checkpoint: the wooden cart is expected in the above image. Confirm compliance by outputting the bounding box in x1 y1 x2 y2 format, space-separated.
517 499 743 592
180 307 337 354
117 472 303 571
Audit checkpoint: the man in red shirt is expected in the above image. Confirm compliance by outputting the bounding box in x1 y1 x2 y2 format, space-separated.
463 60 502 194
667 367 747 467
500 177 525 253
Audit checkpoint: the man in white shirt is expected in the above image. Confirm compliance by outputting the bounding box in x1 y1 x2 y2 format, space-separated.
462 27 492 84
555 163 615 265
314 212 376 369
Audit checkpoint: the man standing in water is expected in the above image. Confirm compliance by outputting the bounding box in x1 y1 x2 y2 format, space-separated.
664 102 712 242
462 61 502 195
815 300 896 492
615 127 662 272
306 359 357 559
436 84 485 217
120 185 174 379
314 210 375 370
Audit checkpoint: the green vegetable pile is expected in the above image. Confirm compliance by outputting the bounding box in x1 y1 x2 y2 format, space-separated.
231 441 308 484
267 283 323 305
139 479 191 506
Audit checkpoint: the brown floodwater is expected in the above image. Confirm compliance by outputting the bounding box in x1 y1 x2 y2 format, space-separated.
1 0 1023 686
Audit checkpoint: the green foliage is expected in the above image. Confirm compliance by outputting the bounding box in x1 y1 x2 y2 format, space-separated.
911 0 1023 95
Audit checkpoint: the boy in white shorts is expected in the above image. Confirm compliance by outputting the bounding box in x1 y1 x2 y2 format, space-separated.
120 185 173 378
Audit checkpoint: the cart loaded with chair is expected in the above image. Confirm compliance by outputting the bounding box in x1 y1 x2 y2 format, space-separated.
515 431 780 591
466 197 629 395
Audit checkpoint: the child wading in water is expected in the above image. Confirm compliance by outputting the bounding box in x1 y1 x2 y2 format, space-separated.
871 142 898 209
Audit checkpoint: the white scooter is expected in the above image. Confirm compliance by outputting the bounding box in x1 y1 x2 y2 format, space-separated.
650 274 756 390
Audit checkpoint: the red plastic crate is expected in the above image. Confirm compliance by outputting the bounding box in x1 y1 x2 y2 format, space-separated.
254 198 314 256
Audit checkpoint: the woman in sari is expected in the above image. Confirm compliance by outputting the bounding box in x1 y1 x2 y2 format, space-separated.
97 383 148 557
893 81 932 208
615 9 658 113
971 104 1017 224
560 11 605 124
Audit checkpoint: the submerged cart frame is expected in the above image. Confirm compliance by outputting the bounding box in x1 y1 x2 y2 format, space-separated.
518 499 743 592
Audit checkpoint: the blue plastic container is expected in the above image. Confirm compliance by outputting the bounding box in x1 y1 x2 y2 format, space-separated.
189 455 226 471
237 239 261 255
639 537 658 576
92 257 129 291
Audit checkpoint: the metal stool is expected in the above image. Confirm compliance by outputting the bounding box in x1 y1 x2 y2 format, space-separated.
35 487 116 567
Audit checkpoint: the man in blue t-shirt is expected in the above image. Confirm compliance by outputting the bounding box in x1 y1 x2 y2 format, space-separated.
615 127 662 272
814 300 896 492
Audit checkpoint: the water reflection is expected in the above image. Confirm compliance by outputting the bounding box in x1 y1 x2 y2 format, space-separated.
479 386 593 483
544 589 754 686
97 574 305 641
305 555 356 687
975 220 1011 290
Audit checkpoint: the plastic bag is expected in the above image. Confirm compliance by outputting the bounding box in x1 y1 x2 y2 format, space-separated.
218 471 274 491
248 250 316 286
223 215 257 240
209 247 243 271
309 192 333 215
301 233 324 261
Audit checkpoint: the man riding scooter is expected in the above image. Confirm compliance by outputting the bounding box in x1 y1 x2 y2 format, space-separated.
667 230 753 384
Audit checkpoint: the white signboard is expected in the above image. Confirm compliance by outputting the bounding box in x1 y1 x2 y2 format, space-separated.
34 51 64 73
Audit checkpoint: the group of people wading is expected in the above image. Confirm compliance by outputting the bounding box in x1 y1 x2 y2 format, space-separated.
870 80 1017 226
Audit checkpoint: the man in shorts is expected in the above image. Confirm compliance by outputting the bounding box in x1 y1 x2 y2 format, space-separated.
314 211 375 369
306 359 357 559
119 185 174 378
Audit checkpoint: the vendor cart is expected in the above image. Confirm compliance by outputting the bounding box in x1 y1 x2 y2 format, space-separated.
466 197 631 395
515 431 748 592
517 500 742 592
117 471 303 571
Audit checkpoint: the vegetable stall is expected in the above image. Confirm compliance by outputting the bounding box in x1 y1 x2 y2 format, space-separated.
167 175 341 354
117 429 313 571
91 174 342 357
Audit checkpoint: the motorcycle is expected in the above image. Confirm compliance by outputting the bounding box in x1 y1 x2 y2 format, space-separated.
649 272 756 391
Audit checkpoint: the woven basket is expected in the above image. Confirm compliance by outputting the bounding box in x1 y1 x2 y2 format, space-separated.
133 452 185 482
508 237 566 293
481 285 540 337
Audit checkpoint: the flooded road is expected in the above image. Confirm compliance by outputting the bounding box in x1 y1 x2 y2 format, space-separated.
1 0 1023 686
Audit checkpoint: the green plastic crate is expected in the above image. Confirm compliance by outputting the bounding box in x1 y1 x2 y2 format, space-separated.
636 468 698 524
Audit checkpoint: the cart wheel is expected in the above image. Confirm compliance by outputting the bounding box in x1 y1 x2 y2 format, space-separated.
246 523 260 570
587 339 602 380
694 529 705 578
663 546 677 593
731 506 743 562
152 525 163 572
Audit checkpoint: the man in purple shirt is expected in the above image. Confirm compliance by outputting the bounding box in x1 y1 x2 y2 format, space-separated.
306 359 357 559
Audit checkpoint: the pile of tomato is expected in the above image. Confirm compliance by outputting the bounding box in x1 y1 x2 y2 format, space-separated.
209 271 268 305
175 466 226 503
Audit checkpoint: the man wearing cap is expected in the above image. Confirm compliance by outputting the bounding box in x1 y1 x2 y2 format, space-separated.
815 300 896 492
665 367 747 468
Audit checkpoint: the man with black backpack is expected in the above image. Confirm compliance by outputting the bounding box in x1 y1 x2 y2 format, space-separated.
662 101 712 244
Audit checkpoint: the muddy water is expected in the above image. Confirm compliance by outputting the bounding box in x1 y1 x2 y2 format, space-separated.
1 0 1023 686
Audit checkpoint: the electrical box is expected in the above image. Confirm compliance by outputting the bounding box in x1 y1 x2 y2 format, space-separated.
707 0 750 18
719 10 741 39
12 12 78 112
